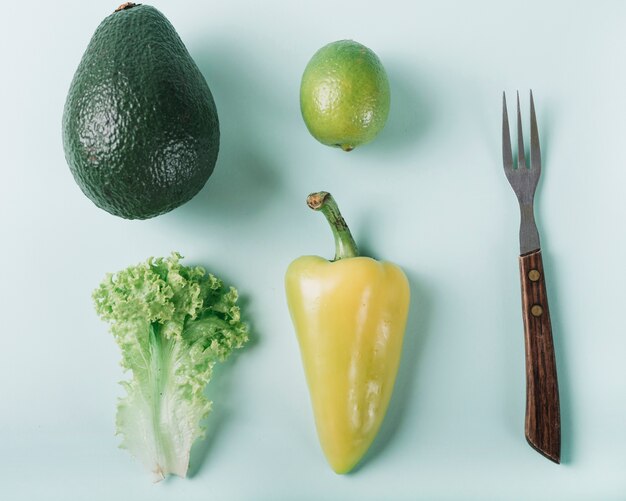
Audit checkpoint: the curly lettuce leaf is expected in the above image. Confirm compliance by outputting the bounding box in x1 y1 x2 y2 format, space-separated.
93 253 248 481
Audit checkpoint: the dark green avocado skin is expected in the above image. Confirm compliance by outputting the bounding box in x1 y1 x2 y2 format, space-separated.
63 4 219 219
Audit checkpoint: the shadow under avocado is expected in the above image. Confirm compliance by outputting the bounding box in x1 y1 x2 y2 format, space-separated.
173 42 285 223
366 61 435 157
179 145 279 221
187 293 258 478
347 228 432 474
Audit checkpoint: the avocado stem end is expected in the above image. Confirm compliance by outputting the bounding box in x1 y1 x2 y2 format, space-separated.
115 2 140 12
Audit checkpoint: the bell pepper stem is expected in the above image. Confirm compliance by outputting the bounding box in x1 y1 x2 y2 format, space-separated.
307 192 359 261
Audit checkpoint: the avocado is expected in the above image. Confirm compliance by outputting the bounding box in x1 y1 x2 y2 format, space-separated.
62 3 219 219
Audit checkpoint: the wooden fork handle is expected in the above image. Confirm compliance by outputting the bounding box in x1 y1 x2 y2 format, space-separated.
519 249 561 463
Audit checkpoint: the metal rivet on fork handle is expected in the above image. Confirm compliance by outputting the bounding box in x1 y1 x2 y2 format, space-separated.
528 269 540 281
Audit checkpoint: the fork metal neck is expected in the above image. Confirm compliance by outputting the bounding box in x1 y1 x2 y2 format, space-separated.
519 203 540 255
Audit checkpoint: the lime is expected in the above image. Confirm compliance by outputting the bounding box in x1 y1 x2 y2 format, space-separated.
300 40 390 151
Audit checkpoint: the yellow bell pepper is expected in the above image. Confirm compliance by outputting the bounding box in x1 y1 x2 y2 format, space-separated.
285 192 410 474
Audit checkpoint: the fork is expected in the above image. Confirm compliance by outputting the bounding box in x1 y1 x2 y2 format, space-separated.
502 91 561 463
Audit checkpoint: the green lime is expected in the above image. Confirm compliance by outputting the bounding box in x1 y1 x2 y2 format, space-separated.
300 40 390 152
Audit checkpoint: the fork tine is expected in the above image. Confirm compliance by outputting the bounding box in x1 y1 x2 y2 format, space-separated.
529 90 542 173
502 92 513 172
516 91 527 169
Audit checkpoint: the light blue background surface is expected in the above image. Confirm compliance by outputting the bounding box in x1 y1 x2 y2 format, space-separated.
1 1 624 499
